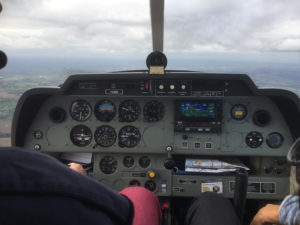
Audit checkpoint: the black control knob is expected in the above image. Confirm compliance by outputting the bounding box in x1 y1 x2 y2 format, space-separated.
266 132 284 148
253 110 271 126
182 135 188 140
274 168 283 174
164 159 176 170
264 166 273 174
49 107 66 123
275 159 285 166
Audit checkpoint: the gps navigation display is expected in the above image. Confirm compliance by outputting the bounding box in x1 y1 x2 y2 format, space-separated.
180 102 215 118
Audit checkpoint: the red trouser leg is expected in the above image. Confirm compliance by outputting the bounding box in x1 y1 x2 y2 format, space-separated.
120 187 162 225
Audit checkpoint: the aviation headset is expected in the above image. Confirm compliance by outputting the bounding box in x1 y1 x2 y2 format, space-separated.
287 137 300 166
0 2 8 70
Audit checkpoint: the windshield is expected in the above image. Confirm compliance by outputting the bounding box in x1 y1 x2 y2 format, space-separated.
0 0 300 146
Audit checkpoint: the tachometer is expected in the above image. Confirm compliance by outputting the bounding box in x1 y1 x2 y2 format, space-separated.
94 100 116 122
139 156 151 168
70 125 92 147
119 100 141 122
143 100 164 122
123 156 135 168
118 125 141 148
94 125 117 147
70 100 92 121
99 156 118 174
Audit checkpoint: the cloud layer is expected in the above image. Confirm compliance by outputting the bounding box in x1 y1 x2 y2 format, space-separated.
1 0 300 54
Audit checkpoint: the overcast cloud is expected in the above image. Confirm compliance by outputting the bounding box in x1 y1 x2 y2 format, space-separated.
0 0 300 55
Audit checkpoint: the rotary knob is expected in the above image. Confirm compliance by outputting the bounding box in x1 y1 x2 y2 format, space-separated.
159 84 165 90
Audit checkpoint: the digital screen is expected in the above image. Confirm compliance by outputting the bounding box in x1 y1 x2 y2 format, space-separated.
180 102 215 118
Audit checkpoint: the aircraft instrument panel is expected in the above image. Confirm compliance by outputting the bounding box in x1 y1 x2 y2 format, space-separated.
11 72 300 200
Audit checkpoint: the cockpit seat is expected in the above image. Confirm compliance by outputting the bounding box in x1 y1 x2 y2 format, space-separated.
0 147 133 225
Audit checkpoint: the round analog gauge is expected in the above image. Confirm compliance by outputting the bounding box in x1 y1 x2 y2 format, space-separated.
70 125 92 147
231 104 247 120
145 180 156 192
119 126 141 148
139 156 151 168
123 156 135 168
143 100 165 122
94 125 117 147
99 156 118 174
94 100 116 122
266 132 284 148
70 100 92 121
245 131 263 148
129 180 141 186
119 100 141 122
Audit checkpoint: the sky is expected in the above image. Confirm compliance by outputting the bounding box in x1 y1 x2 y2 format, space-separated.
0 0 300 66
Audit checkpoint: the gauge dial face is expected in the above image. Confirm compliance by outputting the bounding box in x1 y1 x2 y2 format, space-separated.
70 125 92 147
119 100 141 122
266 132 284 148
231 104 247 120
143 100 165 122
145 180 156 192
118 125 141 148
99 156 118 174
129 180 141 186
94 100 116 122
245 131 263 148
123 156 135 168
94 125 117 147
70 100 92 121
139 156 151 168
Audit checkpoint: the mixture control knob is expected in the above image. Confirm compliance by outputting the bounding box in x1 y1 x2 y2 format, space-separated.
148 171 156 179
181 84 186 90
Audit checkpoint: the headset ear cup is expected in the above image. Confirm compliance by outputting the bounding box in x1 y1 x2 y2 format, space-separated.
0 51 7 69
0 3 7 70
